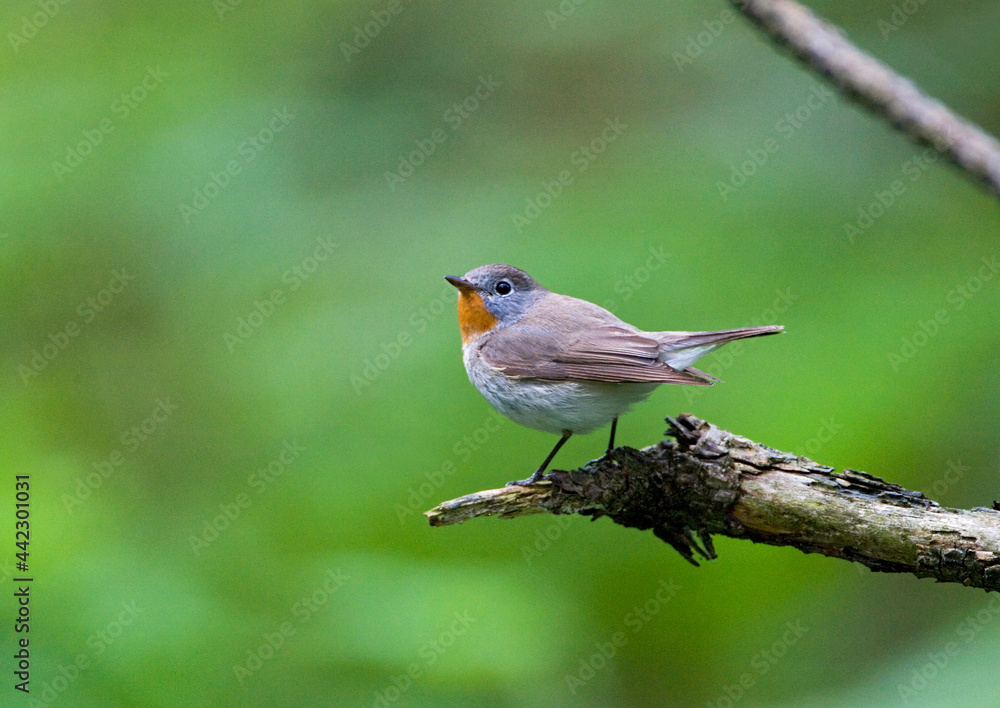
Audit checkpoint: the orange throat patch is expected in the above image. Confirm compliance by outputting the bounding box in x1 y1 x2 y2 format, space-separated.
457 290 498 344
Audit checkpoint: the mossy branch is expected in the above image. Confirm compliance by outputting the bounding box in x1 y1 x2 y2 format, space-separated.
426 414 1000 592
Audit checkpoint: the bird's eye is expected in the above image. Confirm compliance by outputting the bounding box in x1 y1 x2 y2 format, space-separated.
495 281 512 295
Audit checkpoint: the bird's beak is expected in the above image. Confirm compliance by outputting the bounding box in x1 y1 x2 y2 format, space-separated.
445 275 476 292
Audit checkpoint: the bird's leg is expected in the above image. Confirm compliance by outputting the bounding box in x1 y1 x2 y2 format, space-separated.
507 430 572 487
605 417 618 457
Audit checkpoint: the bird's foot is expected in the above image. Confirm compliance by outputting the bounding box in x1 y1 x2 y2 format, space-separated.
591 446 620 467
506 469 545 487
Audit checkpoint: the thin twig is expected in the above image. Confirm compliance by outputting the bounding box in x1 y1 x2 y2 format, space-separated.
730 0 1000 197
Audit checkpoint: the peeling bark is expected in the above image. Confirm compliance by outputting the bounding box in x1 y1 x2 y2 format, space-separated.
426 415 1000 592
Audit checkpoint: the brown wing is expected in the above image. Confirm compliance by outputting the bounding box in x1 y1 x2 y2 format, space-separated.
479 323 713 385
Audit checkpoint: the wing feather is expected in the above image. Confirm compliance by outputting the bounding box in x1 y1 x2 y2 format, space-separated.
479 324 714 385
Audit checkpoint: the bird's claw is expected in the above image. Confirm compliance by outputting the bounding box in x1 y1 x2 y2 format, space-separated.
506 472 543 487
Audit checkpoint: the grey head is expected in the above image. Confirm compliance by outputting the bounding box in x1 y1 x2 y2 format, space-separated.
445 264 548 326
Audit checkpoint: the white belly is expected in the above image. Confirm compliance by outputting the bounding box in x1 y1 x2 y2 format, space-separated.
463 346 657 435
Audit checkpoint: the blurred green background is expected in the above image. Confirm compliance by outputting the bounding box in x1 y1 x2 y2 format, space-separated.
2 0 999 706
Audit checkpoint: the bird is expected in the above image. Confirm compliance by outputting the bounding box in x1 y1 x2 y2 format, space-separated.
445 264 782 486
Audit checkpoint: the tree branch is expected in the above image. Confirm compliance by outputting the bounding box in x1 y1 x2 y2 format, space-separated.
729 0 1000 198
426 414 1000 592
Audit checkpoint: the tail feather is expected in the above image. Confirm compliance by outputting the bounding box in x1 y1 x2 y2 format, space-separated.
659 325 783 350
657 325 782 371
684 366 723 383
